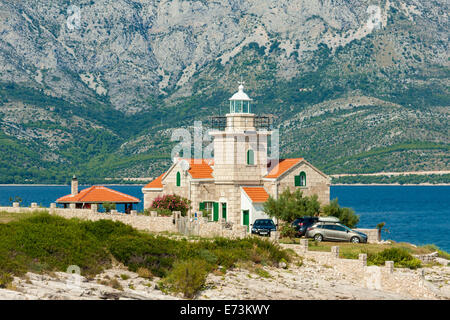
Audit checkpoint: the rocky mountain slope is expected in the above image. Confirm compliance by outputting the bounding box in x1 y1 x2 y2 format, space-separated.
0 0 448 183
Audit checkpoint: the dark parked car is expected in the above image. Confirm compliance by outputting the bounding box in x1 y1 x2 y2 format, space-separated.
291 217 319 237
305 222 368 243
251 219 277 236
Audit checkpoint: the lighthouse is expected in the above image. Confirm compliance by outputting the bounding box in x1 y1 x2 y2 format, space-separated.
142 82 331 228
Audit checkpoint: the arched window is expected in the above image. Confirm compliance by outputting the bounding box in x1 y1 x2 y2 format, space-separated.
247 149 254 165
176 172 181 187
295 171 306 187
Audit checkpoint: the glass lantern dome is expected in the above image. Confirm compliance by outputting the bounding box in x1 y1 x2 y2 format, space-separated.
229 83 252 113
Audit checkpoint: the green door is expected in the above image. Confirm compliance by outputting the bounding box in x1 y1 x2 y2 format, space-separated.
213 202 219 221
242 210 250 230
222 203 227 220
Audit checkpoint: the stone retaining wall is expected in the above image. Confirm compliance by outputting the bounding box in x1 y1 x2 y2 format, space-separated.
282 240 437 299
175 214 248 239
0 205 176 234
354 228 381 243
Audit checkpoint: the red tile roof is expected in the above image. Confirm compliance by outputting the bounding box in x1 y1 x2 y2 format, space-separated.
56 186 140 203
186 158 214 179
242 187 270 203
144 172 165 189
265 158 304 178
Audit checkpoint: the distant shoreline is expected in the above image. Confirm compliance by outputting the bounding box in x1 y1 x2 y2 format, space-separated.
0 184 145 187
332 183 450 186
0 183 448 187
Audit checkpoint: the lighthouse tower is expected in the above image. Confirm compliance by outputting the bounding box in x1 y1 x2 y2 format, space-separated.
210 83 271 184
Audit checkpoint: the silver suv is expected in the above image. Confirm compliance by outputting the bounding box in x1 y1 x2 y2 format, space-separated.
306 222 368 243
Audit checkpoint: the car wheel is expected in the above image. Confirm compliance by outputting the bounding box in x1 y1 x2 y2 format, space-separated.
314 234 323 242
351 236 360 243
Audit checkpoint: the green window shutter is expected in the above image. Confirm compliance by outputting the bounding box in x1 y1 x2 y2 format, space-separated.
213 202 219 221
199 202 205 211
295 175 301 186
222 203 227 219
176 172 181 186
300 172 306 186
247 150 254 165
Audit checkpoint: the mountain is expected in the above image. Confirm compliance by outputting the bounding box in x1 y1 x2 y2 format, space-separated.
0 0 448 184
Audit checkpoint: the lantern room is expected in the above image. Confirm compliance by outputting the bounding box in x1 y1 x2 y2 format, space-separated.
229 82 252 114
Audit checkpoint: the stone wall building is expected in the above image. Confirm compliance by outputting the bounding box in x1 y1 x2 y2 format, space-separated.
143 84 331 229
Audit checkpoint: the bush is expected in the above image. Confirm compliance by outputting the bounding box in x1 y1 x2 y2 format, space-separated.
162 259 211 298
81 219 138 243
151 194 191 216
279 223 297 238
368 248 422 269
154 208 172 217
108 235 183 277
322 199 359 228
102 202 116 213
137 267 153 279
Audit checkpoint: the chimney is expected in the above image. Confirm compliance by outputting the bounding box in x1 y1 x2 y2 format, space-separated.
71 175 78 195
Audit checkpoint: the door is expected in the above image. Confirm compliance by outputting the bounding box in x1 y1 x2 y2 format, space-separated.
213 202 219 222
222 203 227 220
242 210 250 231
333 225 350 241
321 224 339 240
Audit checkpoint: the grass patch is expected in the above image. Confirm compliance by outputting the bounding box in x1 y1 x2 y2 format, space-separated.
255 268 272 278
306 239 443 258
367 248 422 269
0 210 45 224
420 244 450 260
303 239 450 269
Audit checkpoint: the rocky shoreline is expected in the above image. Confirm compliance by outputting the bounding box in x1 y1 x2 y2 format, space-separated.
1 259 448 300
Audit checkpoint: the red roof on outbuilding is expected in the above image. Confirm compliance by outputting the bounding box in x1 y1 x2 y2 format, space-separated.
56 186 140 203
186 158 214 179
265 158 304 178
242 187 270 203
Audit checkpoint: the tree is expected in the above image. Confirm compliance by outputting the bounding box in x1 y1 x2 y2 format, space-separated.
321 199 359 228
102 202 116 213
263 189 321 223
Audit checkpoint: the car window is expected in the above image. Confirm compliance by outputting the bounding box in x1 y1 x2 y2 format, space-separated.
334 225 347 232
322 225 334 230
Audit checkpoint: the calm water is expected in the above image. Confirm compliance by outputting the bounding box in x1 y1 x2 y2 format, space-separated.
0 185 449 251
331 186 450 251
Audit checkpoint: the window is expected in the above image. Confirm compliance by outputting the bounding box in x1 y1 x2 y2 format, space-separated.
247 149 254 165
334 225 347 232
176 172 181 187
200 202 215 220
295 171 307 187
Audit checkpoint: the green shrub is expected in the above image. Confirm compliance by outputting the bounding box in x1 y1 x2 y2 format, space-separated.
81 219 138 243
255 268 271 278
162 259 211 299
102 202 116 213
154 208 172 217
0 213 110 278
279 223 297 238
368 248 422 269
322 199 359 228
108 235 183 277
137 267 153 279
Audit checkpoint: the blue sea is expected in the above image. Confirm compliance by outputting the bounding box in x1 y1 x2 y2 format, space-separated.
0 185 449 251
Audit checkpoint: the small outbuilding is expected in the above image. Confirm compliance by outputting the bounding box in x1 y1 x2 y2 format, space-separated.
56 176 140 213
